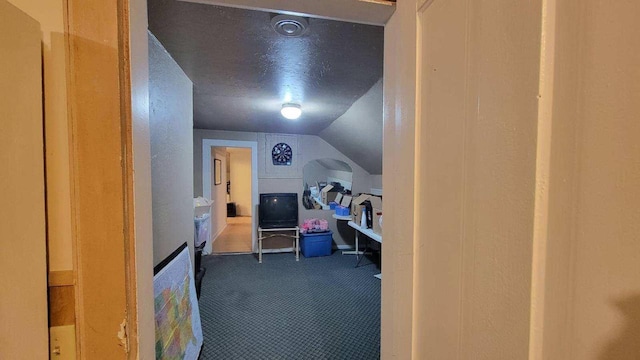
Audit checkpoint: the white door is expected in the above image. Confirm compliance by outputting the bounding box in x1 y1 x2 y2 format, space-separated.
0 1 49 358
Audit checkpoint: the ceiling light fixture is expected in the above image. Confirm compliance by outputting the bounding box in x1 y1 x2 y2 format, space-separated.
281 103 302 120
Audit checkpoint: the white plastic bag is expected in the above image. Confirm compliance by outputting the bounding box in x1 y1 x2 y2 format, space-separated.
194 213 210 248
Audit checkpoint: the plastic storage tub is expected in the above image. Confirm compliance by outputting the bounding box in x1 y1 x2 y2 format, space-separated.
335 206 350 216
300 231 333 258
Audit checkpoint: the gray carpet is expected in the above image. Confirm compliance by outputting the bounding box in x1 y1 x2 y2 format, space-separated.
198 251 381 359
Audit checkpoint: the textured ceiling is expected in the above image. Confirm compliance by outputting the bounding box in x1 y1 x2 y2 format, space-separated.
148 0 384 135
319 79 383 174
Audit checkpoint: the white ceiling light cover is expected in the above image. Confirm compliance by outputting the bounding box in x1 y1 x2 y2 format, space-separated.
281 103 302 120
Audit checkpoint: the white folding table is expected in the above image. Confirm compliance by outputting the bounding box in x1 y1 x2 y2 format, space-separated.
347 221 382 279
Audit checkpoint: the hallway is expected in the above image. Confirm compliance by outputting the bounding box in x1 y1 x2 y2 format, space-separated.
212 216 252 253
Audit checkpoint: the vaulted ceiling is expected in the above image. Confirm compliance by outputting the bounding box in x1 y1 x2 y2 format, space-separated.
148 0 384 173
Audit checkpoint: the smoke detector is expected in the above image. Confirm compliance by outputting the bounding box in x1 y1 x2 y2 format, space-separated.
270 14 309 37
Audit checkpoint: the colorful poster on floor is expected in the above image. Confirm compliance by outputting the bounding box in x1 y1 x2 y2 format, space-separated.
154 243 203 359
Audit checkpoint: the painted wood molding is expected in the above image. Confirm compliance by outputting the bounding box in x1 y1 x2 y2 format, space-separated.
359 0 395 5
179 0 396 26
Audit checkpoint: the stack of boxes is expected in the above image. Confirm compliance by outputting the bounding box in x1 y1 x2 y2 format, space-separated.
351 194 383 235
334 193 352 216
329 192 342 210
320 184 340 205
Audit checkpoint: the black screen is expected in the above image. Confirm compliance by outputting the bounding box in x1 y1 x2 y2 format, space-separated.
259 193 298 229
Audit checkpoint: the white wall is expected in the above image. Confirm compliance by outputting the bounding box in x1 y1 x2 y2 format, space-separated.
228 148 252 216
194 130 375 247
381 1 417 357
302 160 328 189
210 147 228 243
415 0 541 357
130 0 154 357
384 0 640 358
326 169 352 190
149 33 194 266
303 161 353 191
370 175 382 192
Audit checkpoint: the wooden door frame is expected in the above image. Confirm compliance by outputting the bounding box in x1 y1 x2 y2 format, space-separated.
66 0 152 357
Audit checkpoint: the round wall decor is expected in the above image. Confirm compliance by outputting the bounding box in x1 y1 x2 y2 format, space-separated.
271 142 293 166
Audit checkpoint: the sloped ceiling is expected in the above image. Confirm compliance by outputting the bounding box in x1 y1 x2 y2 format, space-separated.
319 79 383 174
148 0 384 174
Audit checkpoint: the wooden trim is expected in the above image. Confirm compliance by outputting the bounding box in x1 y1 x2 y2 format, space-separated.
117 0 140 357
65 0 137 358
181 0 395 26
417 0 436 13
359 0 396 5
49 270 76 287
49 285 76 327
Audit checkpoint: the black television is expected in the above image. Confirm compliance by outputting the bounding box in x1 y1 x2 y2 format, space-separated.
259 193 299 229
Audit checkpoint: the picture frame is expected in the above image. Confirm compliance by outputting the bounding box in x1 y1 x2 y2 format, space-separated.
214 158 222 185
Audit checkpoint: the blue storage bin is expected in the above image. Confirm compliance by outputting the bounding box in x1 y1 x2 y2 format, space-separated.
335 206 350 216
300 231 333 258
329 201 338 210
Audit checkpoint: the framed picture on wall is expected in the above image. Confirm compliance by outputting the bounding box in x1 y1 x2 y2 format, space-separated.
214 158 222 185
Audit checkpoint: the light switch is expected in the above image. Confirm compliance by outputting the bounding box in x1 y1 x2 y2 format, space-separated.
50 325 76 360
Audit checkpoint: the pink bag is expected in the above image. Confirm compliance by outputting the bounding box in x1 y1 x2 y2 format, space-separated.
301 218 329 233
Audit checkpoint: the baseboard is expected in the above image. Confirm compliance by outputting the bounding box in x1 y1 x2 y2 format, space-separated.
260 247 295 254
250 244 352 254
204 223 228 255
258 244 352 253
211 223 228 244
211 252 252 256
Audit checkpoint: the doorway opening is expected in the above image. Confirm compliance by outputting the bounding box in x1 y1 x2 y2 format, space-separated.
202 139 258 255
210 147 253 253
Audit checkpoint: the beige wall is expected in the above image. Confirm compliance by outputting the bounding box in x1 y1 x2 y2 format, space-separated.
0 2 48 357
8 0 73 273
326 169 352 190
228 148 253 216
380 1 417 358
211 147 228 244
149 33 195 266
385 0 640 358
194 130 375 248
194 130 374 197
537 0 640 358
415 0 542 358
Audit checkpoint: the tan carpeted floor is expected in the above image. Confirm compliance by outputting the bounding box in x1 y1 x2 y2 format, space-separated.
212 216 252 253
